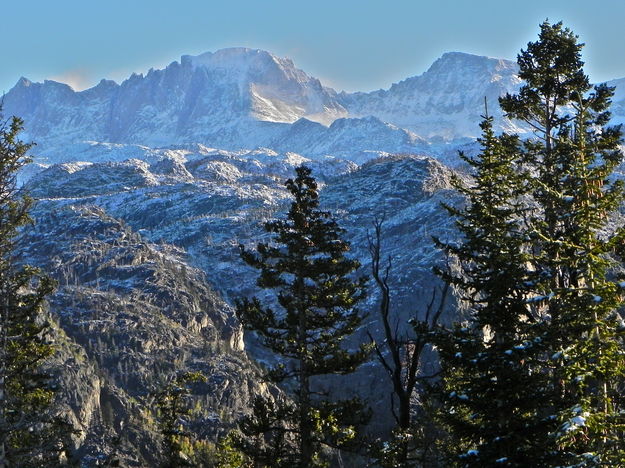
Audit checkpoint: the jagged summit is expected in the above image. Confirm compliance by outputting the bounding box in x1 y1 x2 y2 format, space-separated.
338 51 522 139
3 47 350 149
181 47 317 90
15 76 33 87
183 47 296 74
419 51 518 88
429 51 514 67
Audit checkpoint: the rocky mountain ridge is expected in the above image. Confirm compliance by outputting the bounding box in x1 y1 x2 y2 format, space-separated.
20 203 261 465
7 47 625 159
0 48 524 159
20 145 458 464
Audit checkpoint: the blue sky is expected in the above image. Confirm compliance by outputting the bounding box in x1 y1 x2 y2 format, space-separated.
2 0 625 95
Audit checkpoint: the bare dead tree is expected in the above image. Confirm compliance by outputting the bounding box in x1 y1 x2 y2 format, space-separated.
366 218 448 465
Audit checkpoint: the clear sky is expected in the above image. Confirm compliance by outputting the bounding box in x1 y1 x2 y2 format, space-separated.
3 0 625 95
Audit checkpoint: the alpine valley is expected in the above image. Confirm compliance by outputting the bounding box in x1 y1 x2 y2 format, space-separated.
3 47 625 465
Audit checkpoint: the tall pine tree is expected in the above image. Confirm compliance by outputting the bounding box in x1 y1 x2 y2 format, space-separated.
0 112 71 467
438 21 625 467
435 113 558 466
235 165 369 468
499 20 625 465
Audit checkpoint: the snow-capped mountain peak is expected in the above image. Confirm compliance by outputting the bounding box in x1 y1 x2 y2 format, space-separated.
182 47 346 125
3 47 349 150
339 51 522 139
5 47 625 162
15 76 33 87
184 47 294 78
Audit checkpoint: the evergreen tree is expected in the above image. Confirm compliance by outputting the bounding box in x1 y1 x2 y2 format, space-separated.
434 113 559 466
499 20 625 465
232 394 299 466
214 431 252 468
155 371 206 468
437 21 625 467
0 112 72 467
235 165 370 468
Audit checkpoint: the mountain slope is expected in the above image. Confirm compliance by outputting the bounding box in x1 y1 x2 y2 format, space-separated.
26 151 459 445
339 52 522 139
20 203 260 465
3 48 346 151
1 49 526 159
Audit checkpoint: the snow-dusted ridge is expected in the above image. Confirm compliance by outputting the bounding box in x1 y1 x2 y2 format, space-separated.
339 51 524 139
4 47 351 153
0 48 519 162
183 47 348 125
7 47 625 161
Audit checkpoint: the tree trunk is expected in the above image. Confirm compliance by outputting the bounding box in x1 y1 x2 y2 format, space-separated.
299 370 312 468
297 274 312 468
0 295 7 468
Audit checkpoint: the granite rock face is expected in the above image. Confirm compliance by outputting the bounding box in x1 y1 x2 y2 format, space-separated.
20 204 259 465
21 149 461 463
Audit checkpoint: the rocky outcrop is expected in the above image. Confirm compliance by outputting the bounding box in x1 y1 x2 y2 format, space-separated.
20 204 260 465
22 151 462 456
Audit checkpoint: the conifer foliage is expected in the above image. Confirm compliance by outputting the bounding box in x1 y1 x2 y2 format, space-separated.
435 114 556 466
0 112 69 467
155 371 207 468
438 21 625 466
235 165 369 467
499 21 625 465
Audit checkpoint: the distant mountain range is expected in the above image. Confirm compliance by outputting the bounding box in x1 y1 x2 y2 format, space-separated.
0 48 520 157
